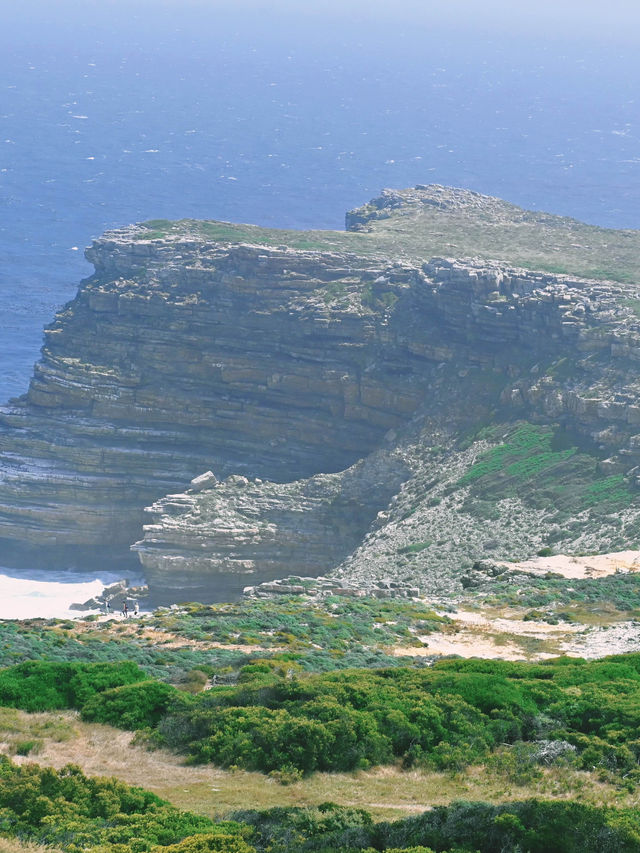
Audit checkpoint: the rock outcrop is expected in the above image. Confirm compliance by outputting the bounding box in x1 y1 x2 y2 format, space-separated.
3 185 640 598
132 451 408 597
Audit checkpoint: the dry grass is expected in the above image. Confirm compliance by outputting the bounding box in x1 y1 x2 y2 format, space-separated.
2 712 639 822
145 191 640 285
0 841 62 853
0 708 74 758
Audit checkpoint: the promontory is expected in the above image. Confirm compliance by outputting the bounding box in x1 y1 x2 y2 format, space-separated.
3 185 640 601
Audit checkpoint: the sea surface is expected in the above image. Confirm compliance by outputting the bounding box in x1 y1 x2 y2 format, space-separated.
1 1 639 615
0 567 146 620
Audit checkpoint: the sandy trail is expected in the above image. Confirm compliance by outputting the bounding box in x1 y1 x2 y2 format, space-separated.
499 549 640 579
394 607 576 661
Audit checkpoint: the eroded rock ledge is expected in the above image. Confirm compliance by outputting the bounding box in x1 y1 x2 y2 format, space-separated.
3 186 640 598
133 451 409 597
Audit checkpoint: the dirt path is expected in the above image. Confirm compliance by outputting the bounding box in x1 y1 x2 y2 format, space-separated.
499 549 640 579
393 606 582 660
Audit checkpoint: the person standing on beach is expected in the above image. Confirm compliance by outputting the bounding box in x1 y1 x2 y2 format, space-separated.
122 600 128 618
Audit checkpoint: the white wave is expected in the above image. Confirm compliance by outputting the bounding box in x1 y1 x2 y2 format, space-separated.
0 572 106 620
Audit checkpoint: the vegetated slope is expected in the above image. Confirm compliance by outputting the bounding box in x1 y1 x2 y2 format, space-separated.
2 606 640 850
335 420 640 594
6 654 640 787
0 756 639 852
3 186 640 597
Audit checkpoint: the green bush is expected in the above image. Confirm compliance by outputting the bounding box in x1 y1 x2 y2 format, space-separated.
153 654 640 777
14 738 42 756
69 661 149 706
0 756 638 852
376 799 640 853
81 680 180 729
232 800 640 852
152 830 255 852
0 757 218 851
0 660 147 712
6 655 640 782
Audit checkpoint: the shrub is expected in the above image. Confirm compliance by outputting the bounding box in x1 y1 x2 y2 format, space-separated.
152 830 255 852
0 757 217 850
0 661 147 712
81 680 180 729
13 739 42 757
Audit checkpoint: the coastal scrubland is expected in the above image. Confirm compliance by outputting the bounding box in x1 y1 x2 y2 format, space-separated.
0 598 638 850
4 185 640 849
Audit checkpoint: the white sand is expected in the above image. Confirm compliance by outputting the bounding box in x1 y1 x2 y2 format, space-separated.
499 549 640 579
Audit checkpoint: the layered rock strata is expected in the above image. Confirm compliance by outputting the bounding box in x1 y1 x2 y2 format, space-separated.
3 188 640 595
137 258 640 593
0 237 428 569
132 451 408 597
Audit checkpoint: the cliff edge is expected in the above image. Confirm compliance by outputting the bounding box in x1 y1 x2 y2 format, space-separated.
3 185 640 599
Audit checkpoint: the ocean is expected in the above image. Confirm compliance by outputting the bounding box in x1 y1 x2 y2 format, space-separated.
0 0 639 614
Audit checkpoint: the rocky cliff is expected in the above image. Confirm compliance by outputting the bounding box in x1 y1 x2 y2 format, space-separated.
4 185 640 599
0 239 425 571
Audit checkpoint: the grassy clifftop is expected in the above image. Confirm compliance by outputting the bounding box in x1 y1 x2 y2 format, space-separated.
136 184 640 283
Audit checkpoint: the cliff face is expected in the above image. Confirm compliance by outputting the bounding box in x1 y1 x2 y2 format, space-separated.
3 186 640 597
136 257 640 595
0 236 429 571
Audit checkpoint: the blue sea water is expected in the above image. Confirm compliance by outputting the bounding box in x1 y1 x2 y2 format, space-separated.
1 2 640 402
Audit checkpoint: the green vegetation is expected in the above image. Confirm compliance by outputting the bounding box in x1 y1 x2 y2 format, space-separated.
233 800 640 852
459 424 576 486
134 188 640 286
459 422 637 516
3 602 640 849
0 619 249 684
154 599 448 656
360 283 399 311
0 758 638 853
397 542 431 555
0 599 449 685
81 680 178 730
133 219 376 256
4 596 640 848
9 655 640 790
148 655 640 781
0 661 147 712
621 297 640 318
478 569 640 612
0 758 234 852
